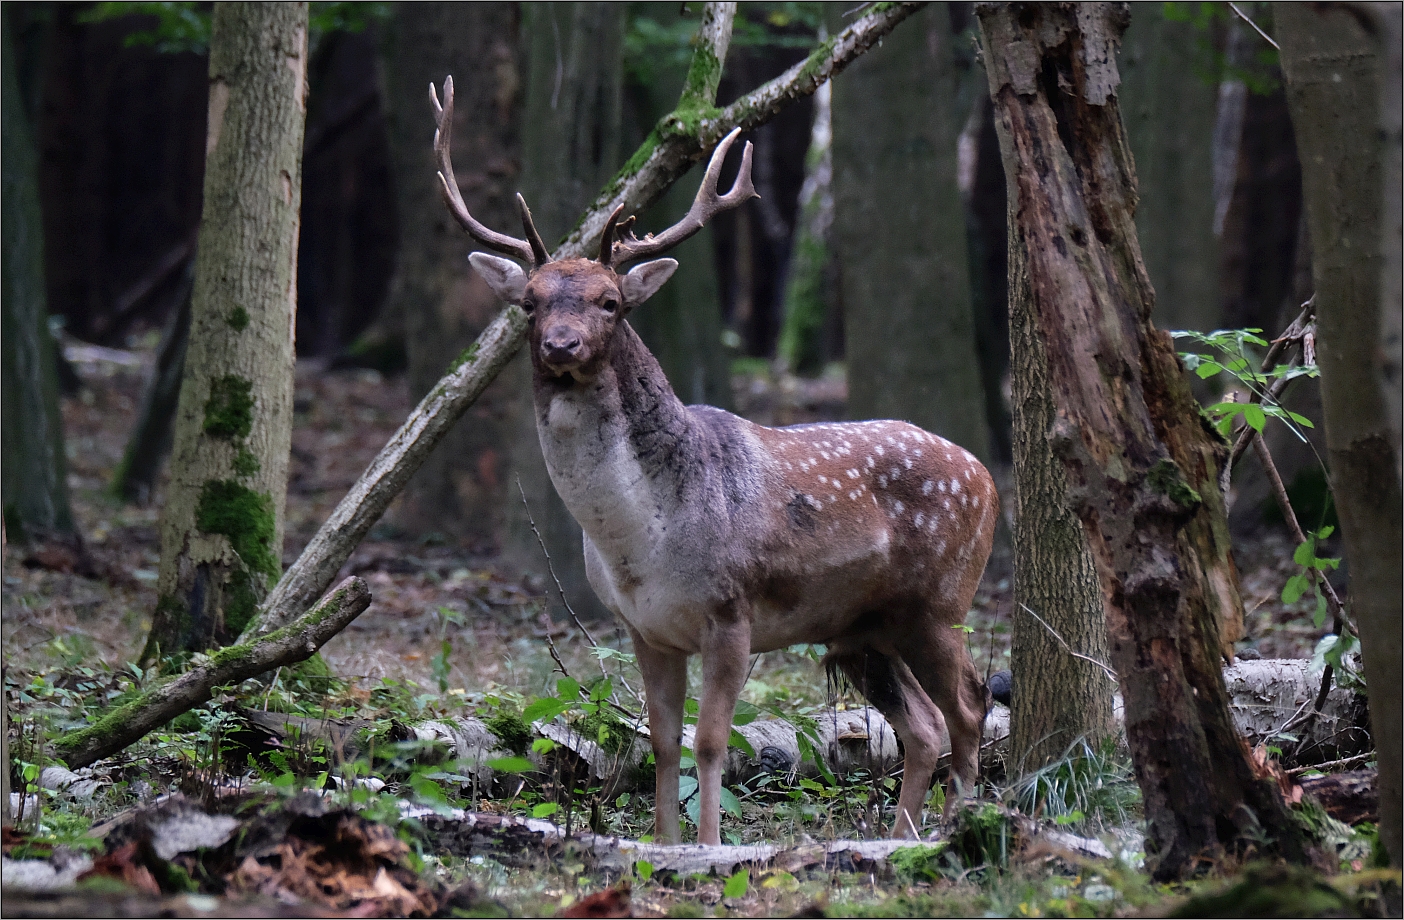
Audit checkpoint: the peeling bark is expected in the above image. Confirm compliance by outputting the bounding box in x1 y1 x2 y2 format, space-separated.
975 2 1311 879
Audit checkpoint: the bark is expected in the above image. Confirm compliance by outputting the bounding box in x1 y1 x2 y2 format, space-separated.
976 2 1309 880
1006 205 1113 773
111 263 194 505
146 3 309 661
777 76 836 377
1118 4 1220 333
1 10 76 543
831 3 991 462
384 2 523 550
56 578 371 771
503 2 628 620
240 2 927 641
1277 0 1403 868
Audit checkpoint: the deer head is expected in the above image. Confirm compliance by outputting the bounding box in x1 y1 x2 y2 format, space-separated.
431 76 756 382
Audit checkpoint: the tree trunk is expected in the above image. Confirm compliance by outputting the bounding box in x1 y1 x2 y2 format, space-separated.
1277 0 1402 869
1006 207 1113 772
503 2 627 621
976 2 1309 881
146 3 308 661
383 2 523 552
831 3 991 462
1 9 75 543
777 77 835 377
1118 3 1220 333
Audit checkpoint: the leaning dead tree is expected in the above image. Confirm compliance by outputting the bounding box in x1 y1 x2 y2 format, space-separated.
975 3 1313 880
239 1 926 642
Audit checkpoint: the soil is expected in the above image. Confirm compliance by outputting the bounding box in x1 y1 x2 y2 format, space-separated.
2 344 1327 700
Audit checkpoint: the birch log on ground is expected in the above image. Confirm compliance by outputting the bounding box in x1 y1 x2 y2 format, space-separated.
55 578 371 770
239 1 928 642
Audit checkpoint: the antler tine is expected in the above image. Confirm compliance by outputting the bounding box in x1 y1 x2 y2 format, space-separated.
517 194 551 266
598 204 628 265
610 128 759 267
431 77 539 266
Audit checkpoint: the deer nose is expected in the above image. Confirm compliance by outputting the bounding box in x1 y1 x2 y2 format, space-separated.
542 330 583 365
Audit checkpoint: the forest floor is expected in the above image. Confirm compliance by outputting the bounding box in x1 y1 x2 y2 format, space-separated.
1 341 1379 918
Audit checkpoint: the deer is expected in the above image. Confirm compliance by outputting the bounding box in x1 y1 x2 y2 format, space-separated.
431 76 997 846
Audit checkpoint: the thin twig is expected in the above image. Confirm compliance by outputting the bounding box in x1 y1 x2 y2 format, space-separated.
1285 751 1373 776
1017 603 1118 683
1228 2 1280 50
514 477 573 680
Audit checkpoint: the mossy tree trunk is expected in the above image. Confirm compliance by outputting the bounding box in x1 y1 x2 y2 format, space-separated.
1277 1 1403 868
384 2 524 552
777 76 835 377
146 3 308 662
1006 205 1113 773
503 2 628 621
976 2 1308 881
1 9 76 544
830 2 990 462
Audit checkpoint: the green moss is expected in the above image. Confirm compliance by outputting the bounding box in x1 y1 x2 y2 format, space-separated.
447 342 479 376
485 710 533 755
1147 458 1202 509
232 448 260 477
203 375 254 440
798 36 838 85
680 44 722 105
195 479 279 580
226 307 250 331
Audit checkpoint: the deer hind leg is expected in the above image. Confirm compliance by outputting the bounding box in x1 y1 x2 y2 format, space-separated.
899 623 988 818
828 647 945 839
630 627 688 845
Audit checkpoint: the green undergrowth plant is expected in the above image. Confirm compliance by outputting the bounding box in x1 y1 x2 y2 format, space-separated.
1005 736 1140 831
1172 327 1318 441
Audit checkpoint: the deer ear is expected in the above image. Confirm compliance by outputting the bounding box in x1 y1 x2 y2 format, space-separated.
619 259 679 308
469 252 528 305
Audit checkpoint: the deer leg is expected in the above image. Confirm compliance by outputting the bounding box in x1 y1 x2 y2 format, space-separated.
830 647 945 839
695 613 751 846
900 626 987 818
630 627 688 845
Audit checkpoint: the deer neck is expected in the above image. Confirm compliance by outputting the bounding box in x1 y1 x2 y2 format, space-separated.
532 320 697 544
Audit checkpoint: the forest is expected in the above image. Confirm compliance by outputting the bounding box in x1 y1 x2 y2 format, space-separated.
1 1 1400 917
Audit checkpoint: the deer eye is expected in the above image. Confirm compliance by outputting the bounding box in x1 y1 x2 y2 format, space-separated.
521 296 537 314
600 296 619 314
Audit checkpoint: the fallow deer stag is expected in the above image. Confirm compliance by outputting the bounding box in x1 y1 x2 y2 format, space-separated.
432 76 996 845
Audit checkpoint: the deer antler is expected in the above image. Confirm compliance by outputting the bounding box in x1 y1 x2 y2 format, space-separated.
432 77 548 267
606 128 757 267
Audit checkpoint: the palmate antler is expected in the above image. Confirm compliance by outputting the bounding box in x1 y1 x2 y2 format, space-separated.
433 76 757 272
602 128 757 268
431 76 549 267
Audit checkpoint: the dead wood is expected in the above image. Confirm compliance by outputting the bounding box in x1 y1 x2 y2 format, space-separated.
53 578 372 770
1298 770 1379 826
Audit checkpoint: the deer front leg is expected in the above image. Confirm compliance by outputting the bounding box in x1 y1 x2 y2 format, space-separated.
696 612 751 846
630 627 688 845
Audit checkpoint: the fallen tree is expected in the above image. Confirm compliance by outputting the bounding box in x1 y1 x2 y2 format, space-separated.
54 578 372 769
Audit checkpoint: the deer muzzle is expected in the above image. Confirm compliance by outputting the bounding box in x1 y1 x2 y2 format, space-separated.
541 327 586 372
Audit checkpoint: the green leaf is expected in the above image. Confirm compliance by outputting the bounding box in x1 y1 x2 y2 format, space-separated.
532 802 559 819
523 697 570 723
724 869 750 899
732 700 760 726
720 787 742 818
1317 525 1335 540
589 678 613 702
684 698 700 716
556 677 582 700
729 728 756 759
1286 411 1315 428
410 774 446 803
1313 592 1329 629
487 756 534 773
678 775 698 803
634 860 653 881
1281 573 1309 605
1242 403 1266 433
532 737 557 755
1195 361 1224 379
1294 539 1317 567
